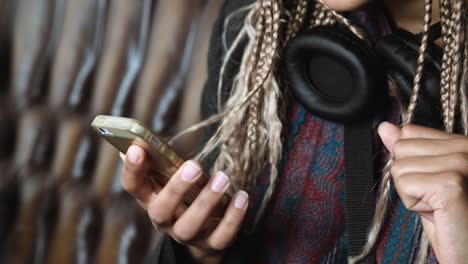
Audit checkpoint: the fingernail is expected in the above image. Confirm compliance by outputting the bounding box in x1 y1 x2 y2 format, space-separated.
211 172 230 193
378 121 389 129
127 146 142 164
234 191 249 209
180 161 201 182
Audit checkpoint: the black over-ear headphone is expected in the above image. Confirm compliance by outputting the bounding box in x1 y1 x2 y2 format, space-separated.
284 24 443 128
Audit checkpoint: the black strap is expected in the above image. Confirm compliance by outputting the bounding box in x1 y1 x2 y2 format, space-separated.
415 22 441 43
344 120 377 264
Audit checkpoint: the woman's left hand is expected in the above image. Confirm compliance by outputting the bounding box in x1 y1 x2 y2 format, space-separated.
378 122 468 264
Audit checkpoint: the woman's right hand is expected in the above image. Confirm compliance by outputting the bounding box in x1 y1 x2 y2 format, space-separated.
119 145 249 264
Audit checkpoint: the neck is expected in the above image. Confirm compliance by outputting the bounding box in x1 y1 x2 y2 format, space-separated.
383 0 440 33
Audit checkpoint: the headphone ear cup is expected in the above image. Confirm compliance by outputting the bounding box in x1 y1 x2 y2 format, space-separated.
376 29 443 128
284 26 388 122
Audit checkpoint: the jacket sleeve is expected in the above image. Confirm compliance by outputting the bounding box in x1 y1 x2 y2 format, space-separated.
146 235 197 264
148 234 248 264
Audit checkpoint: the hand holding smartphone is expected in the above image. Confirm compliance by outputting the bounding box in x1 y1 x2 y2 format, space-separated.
91 115 231 212
92 115 249 260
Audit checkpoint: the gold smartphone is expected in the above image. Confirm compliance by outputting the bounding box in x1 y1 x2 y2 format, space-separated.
91 115 230 214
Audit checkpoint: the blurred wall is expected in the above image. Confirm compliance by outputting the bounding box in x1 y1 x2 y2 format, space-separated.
0 0 223 263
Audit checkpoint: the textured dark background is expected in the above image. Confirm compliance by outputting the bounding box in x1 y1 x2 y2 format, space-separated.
0 0 222 262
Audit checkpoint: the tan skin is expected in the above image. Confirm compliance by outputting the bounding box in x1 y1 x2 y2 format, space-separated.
120 0 468 263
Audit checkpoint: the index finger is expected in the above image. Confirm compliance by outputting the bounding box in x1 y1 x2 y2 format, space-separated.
399 124 466 140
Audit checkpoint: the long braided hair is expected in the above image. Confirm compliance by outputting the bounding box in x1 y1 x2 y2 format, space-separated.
176 0 467 262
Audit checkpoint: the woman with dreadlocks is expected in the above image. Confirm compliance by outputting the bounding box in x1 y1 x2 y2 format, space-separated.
120 0 468 263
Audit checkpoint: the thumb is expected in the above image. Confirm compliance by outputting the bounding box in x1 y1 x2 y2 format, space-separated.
378 122 401 153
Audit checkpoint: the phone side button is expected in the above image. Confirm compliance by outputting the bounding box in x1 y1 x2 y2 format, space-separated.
151 136 162 148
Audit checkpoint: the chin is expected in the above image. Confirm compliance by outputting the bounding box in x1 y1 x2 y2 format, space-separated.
322 0 369 11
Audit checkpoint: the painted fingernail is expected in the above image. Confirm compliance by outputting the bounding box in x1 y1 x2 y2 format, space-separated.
378 121 391 131
211 172 230 193
234 191 249 209
181 161 201 182
127 146 142 164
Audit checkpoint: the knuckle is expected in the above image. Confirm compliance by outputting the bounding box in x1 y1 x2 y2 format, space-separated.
123 161 142 175
166 182 187 197
394 174 408 192
392 140 405 158
172 222 194 243
452 153 468 171
148 206 172 226
208 239 229 251
121 166 145 193
400 125 417 139
121 175 137 193
390 160 404 178
432 172 467 209
458 138 468 150
197 190 218 209
443 172 465 194
222 216 239 232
